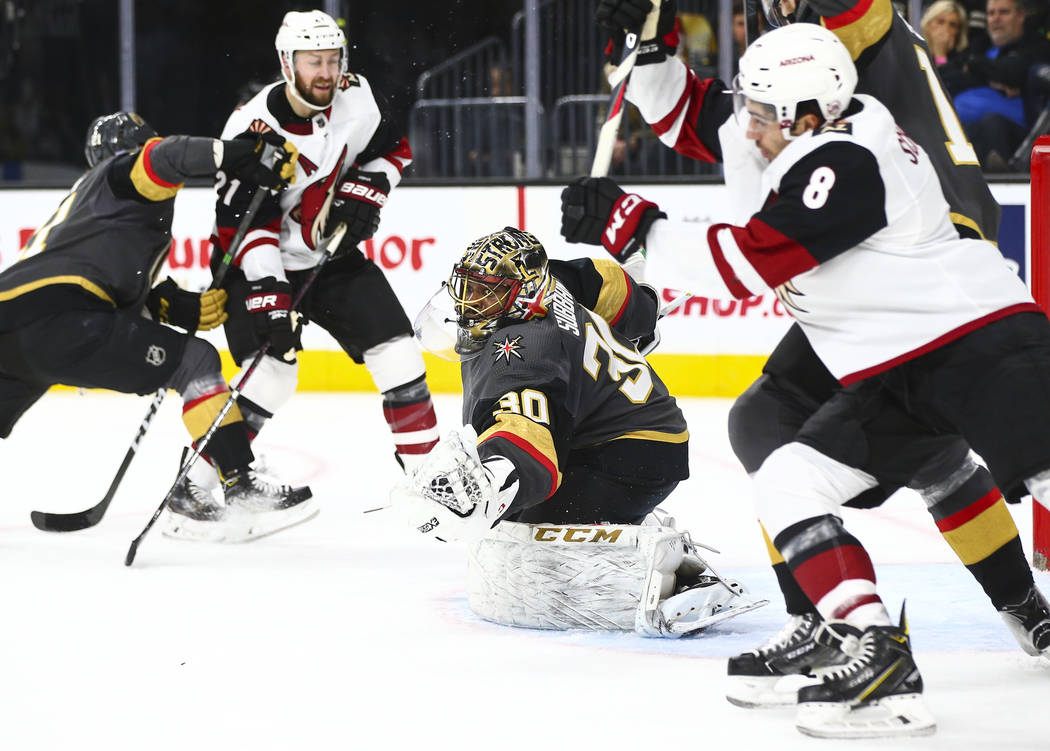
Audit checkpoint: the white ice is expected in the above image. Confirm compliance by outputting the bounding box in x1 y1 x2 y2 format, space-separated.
2 391 1046 750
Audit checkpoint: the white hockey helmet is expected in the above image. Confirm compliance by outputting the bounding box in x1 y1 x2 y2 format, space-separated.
275 10 348 111
732 23 857 139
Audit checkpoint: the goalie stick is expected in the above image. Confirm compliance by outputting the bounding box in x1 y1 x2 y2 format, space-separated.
124 222 347 566
28 154 286 534
591 0 663 177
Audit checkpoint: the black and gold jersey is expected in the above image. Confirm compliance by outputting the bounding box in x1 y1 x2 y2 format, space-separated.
0 136 217 330
461 260 688 513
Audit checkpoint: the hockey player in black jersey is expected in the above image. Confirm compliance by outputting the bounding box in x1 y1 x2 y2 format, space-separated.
592 0 1049 707
0 111 315 543
391 227 766 637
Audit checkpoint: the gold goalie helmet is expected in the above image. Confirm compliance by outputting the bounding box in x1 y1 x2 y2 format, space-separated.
448 226 554 356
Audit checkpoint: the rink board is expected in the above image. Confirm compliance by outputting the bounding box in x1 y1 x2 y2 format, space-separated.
0 182 1031 395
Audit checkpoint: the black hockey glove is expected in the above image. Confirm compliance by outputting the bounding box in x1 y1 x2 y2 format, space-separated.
560 177 665 262
146 277 228 332
598 0 679 66
328 168 390 244
220 132 298 191
245 277 300 364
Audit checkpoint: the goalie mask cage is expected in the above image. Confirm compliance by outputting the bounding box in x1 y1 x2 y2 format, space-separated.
1031 135 1050 571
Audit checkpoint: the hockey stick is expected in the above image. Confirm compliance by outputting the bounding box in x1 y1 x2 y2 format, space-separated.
592 0 663 177
124 222 347 566
29 178 275 533
744 0 761 47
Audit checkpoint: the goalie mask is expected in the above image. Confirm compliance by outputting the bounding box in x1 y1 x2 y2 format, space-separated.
448 227 554 358
84 112 157 168
731 23 856 140
275 10 348 112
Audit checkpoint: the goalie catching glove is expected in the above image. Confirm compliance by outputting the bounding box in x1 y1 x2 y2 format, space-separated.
560 176 665 262
218 131 298 190
146 278 228 331
390 425 518 542
245 277 300 364
597 0 678 66
327 168 390 244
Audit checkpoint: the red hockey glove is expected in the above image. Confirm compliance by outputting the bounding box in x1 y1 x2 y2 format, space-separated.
245 277 299 364
328 168 390 244
560 176 666 262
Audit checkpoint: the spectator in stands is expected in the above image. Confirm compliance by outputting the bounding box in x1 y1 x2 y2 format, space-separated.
677 8 716 73
922 0 969 68
940 0 1050 170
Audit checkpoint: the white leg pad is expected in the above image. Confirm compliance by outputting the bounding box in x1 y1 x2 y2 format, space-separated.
465 521 766 636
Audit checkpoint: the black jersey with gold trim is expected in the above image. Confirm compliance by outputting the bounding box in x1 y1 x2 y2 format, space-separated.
805 0 999 240
0 136 217 330
461 271 687 513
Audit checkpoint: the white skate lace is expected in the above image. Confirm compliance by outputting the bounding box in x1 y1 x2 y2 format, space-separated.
248 470 293 496
815 629 875 682
756 613 813 655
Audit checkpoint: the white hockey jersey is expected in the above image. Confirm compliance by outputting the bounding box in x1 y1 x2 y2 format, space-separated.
215 75 412 279
630 76 1035 384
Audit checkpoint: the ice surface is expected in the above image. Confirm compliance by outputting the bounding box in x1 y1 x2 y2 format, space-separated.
2 391 1046 750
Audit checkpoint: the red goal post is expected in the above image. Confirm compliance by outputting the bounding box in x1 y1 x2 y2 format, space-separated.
1030 135 1050 571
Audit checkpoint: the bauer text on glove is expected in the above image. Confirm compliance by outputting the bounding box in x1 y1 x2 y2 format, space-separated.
327 168 390 243
245 277 300 364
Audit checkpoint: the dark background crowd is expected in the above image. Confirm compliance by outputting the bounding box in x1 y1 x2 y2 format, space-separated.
0 0 1048 183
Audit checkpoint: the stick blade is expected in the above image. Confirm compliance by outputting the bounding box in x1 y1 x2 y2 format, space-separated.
124 538 140 566
30 508 100 533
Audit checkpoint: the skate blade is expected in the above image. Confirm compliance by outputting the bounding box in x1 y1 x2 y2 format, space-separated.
161 511 238 543
668 598 770 637
725 673 817 709
796 693 937 738
227 503 320 543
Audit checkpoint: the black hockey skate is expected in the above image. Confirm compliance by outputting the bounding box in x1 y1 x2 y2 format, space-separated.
162 475 229 541
725 612 856 708
221 468 318 541
998 585 1050 657
795 608 936 738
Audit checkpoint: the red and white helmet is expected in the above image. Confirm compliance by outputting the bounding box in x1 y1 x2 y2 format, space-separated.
732 23 857 139
275 10 348 111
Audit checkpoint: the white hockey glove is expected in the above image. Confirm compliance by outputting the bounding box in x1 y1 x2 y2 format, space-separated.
390 425 517 542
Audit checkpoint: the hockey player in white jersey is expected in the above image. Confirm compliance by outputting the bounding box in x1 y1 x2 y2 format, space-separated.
592 0 1050 714
163 10 440 541
561 23 1050 737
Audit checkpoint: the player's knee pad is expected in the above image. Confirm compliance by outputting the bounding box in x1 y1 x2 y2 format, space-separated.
467 519 763 637
165 337 223 396
230 353 298 417
753 442 877 541
364 335 425 394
